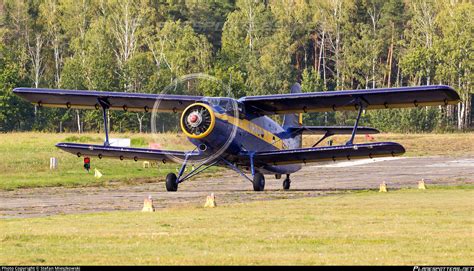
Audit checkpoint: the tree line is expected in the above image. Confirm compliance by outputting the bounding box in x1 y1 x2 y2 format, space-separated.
0 0 472 134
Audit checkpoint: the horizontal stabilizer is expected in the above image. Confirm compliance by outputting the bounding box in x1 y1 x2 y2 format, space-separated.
287 126 379 135
239 85 460 114
13 88 202 112
56 143 202 163
249 142 405 166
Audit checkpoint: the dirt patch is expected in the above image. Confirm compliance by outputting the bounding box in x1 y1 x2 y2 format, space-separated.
1 156 472 218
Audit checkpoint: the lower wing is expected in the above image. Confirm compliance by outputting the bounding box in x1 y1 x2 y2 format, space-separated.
56 143 203 163
248 142 405 166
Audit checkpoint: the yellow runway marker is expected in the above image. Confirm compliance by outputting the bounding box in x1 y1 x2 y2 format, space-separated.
94 168 103 179
418 179 427 190
204 193 217 208
142 196 155 212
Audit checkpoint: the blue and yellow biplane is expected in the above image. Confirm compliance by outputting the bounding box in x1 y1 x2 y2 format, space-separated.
13 84 459 191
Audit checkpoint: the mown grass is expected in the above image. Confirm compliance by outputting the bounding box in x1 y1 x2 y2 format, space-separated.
0 186 472 265
0 132 208 190
1 132 473 190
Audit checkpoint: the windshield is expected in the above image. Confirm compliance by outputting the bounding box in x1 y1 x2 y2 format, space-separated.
202 97 242 116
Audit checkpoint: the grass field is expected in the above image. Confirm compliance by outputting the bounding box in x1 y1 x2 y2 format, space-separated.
1 132 473 190
0 132 211 190
0 186 472 265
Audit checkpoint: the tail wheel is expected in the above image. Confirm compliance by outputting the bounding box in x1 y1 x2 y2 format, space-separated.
253 173 265 191
166 173 178 192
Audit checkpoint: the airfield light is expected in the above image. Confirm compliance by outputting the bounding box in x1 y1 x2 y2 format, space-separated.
84 157 91 172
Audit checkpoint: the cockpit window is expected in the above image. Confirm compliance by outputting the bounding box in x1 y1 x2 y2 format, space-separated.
202 97 243 117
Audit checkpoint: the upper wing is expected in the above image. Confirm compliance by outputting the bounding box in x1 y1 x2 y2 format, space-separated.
239 85 460 115
13 88 202 112
249 142 404 166
56 143 203 163
286 126 379 135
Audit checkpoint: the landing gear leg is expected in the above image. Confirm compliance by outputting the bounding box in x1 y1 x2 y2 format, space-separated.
283 174 291 190
250 152 265 192
165 152 222 192
165 153 190 192
220 154 265 192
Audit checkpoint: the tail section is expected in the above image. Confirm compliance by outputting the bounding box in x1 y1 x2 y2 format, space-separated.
283 83 303 148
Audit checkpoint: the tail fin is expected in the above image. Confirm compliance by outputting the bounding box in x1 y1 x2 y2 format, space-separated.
283 83 302 148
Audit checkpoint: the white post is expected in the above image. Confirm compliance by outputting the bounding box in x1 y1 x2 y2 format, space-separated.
50 157 57 169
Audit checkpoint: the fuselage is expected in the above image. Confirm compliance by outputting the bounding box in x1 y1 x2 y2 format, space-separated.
180 97 302 174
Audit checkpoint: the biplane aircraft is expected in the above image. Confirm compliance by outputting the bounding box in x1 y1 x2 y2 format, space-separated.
13 84 459 191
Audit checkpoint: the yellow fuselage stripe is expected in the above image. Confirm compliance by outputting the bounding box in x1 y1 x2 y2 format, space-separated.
214 112 285 150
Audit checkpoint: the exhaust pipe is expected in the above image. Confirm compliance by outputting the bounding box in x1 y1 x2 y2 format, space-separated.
198 144 207 152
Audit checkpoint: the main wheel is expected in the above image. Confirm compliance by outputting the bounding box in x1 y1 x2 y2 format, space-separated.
253 173 265 191
283 178 291 190
166 173 178 192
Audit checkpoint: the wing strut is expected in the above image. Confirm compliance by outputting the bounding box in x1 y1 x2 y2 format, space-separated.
98 97 111 146
312 131 331 147
346 99 366 146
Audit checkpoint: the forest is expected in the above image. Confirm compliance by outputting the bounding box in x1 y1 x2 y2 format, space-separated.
0 0 472 133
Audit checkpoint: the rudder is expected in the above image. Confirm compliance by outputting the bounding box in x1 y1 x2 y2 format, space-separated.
283 83 302 148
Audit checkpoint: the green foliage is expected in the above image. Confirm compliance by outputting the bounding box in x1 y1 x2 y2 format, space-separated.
0 47 33 131
0 0 472 133
366 107 441 133
152 21 212 77
301 68 325 93
130 137 148 147
61 57 87 90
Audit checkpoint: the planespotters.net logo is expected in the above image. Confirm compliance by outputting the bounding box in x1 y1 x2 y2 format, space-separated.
414 267 474 271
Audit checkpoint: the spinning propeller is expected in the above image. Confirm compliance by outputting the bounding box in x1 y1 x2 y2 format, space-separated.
151 74 238 165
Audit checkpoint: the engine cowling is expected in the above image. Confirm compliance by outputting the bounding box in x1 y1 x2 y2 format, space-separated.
180 103 215 139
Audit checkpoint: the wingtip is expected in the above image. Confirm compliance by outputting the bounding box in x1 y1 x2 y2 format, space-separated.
370 127 381 134
55 142 70 148
55 142 64 148
433 84 461 102
12 87 34 94
393 142 406 155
